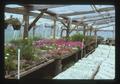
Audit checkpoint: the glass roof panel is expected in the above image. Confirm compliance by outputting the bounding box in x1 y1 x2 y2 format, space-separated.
5 4 115 30
6 4 23 8
70 10 114 19
30 10 41 13
5 13 23 22
48 5 92 14
98 26 114 30
95 5 114 8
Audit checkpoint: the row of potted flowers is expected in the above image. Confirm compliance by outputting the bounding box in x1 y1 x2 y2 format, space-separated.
5 38 84 78
33 39 84 49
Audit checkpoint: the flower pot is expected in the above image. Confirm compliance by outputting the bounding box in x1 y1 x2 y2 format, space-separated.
5 17 21 30
12 25 21 30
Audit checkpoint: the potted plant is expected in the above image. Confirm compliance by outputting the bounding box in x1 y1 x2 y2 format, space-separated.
5 15 21 30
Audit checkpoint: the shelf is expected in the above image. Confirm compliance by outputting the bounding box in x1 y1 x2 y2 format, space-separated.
5 59 55 79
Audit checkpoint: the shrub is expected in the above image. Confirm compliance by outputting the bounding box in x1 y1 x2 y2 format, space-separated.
5 44 17 72
32 36 42 41
10 39 35 61
69 33 84 41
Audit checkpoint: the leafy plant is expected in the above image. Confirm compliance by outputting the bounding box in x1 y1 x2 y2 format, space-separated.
19 39 35 61
32 36 42 41
5 44 17 73
69 33 84 41
10 39 35 61
5 44 17 60
5 59 17 73
85 36 95 44
10 39 23 46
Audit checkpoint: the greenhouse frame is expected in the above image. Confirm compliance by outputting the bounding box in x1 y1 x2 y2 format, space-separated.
4 4 115 79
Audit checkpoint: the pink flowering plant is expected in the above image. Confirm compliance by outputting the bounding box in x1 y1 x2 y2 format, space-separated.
33 39 56 50
54 39 84 49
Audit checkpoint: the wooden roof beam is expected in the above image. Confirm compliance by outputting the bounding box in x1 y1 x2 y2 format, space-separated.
26 5 67 10
5 7 52 19
28 9 47 31
5 7 87 26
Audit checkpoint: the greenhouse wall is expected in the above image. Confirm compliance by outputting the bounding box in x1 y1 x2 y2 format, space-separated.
5 25 115 43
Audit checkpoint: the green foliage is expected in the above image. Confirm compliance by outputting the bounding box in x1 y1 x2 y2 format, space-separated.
85 36 93 42
19 39 35 61
10 38 35 61
5 59 17 72
69 33 84 41
40 45 56 50
32 36 42 41
5 44 17 72
10 39 23 46
65 33 96 43
21 46 34 60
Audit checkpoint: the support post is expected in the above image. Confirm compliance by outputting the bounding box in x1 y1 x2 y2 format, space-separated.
66 18 72 41
76 26 79 33
94 29 97 48
54 59 62 76
81 39 84 59
33 23 35 38
112 26 115 45
52 16 57 39
60 29 66 38
69 25 78 34
83 25 86 37
23 7 29 39
66 24 69 41
28 9 47 31
60 20 68 28
90 26 92 36
83 25 86 56
75 52 79 62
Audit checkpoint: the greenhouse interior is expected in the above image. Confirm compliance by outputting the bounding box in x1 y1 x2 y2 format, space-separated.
4 4 115 79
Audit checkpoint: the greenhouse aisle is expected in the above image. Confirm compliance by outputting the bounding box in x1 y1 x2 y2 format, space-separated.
53 44 115 79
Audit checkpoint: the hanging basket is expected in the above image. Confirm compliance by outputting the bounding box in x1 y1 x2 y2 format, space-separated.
12 25 21 30
5 18 21 30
